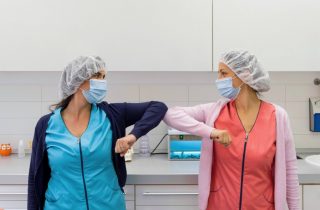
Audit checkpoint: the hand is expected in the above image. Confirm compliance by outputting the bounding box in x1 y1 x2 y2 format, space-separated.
210 129 232 147
115 134 137 157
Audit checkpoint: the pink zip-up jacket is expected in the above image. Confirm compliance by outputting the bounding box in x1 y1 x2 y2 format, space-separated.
163 99 300 210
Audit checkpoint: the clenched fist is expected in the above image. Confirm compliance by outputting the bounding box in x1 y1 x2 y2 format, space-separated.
210 129 232 147
115 134 137 157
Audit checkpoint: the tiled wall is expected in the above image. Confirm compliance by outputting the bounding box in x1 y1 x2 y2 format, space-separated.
0 71 319 153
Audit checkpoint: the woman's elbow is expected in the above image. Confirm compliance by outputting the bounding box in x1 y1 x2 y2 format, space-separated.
163 107 179 125
151 101 168 116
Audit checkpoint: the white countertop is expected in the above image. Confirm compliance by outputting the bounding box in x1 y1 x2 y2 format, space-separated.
1 153 320 185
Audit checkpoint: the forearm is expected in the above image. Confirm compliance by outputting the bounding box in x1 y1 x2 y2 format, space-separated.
163 106 212 139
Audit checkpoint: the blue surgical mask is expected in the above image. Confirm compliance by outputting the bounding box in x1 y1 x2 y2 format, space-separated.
81 79 107 104
215 76 243 100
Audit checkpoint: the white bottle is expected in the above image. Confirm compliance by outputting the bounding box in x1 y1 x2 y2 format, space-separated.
139 135 150 157
18 139 25 158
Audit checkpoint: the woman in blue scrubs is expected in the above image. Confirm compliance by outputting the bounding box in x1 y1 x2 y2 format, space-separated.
27 56 168 210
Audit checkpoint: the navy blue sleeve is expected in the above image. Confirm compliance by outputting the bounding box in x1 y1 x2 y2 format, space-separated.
123 101 167 139
28 119 42 210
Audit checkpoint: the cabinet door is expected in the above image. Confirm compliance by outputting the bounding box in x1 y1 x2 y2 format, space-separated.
124 185 135 201
0 185 27 208
0 184 134 209
0 0 212 71
299 185 303 210
213 0 320 71
0 200 27 209
126 201 135 210
303 185 320 210
136 185 198 206
0 185 27 201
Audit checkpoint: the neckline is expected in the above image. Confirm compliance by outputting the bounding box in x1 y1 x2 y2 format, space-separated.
58 105 95 139
233 100 263 135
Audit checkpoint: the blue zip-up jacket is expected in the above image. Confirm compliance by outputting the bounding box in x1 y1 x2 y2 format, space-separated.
28 101 167 210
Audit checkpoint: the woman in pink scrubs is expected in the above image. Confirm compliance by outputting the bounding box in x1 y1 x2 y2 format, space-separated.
164 51 300 210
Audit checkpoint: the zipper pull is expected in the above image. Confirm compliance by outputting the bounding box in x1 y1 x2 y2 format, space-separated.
245 133 249 142
77 138 80 144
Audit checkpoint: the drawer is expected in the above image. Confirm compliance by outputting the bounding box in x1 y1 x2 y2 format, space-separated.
136 185 198 206
0 200 27 208
136 206 198 210
124 185 134 201
0 185 27 201
303 185 320 210
0 185 134 200
126 200 134 210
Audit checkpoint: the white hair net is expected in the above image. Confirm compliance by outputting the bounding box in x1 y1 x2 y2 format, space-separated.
220 50 270 92
59 56 106 99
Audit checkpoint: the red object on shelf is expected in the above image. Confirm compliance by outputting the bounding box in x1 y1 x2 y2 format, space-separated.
0 144 12 156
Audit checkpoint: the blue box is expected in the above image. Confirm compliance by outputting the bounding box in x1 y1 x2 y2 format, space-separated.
314 113 320 132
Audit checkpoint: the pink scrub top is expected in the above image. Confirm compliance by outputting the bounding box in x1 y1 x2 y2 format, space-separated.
207 100 276 210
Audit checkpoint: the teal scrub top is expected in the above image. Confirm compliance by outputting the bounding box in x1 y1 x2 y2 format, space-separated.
44 104 125 210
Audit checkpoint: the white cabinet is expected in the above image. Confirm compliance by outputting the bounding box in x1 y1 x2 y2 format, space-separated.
126 201 135 210
0 183 312 209
299 185 303 210
303 185 320 210
124 185 135 210
1 0 319 72
213 0 320 71
136 185 198 209
0 0 212 71
0 185 27 209
0 184 134 210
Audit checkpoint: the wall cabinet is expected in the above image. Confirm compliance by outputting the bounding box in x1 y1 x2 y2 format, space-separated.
0 0 212 72
212 0 320 71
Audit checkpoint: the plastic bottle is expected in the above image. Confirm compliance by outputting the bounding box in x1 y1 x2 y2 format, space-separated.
139 135 150 157
18 139 25 158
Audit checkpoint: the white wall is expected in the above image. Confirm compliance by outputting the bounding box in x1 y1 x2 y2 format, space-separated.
0 71 319 153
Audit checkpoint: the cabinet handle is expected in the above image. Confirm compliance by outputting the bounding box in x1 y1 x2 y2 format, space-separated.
143 192 198 196
0 192 27 195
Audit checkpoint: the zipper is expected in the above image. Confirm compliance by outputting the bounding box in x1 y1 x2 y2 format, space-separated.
236 101 262 210
239 133 249 210
78 138 90 210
